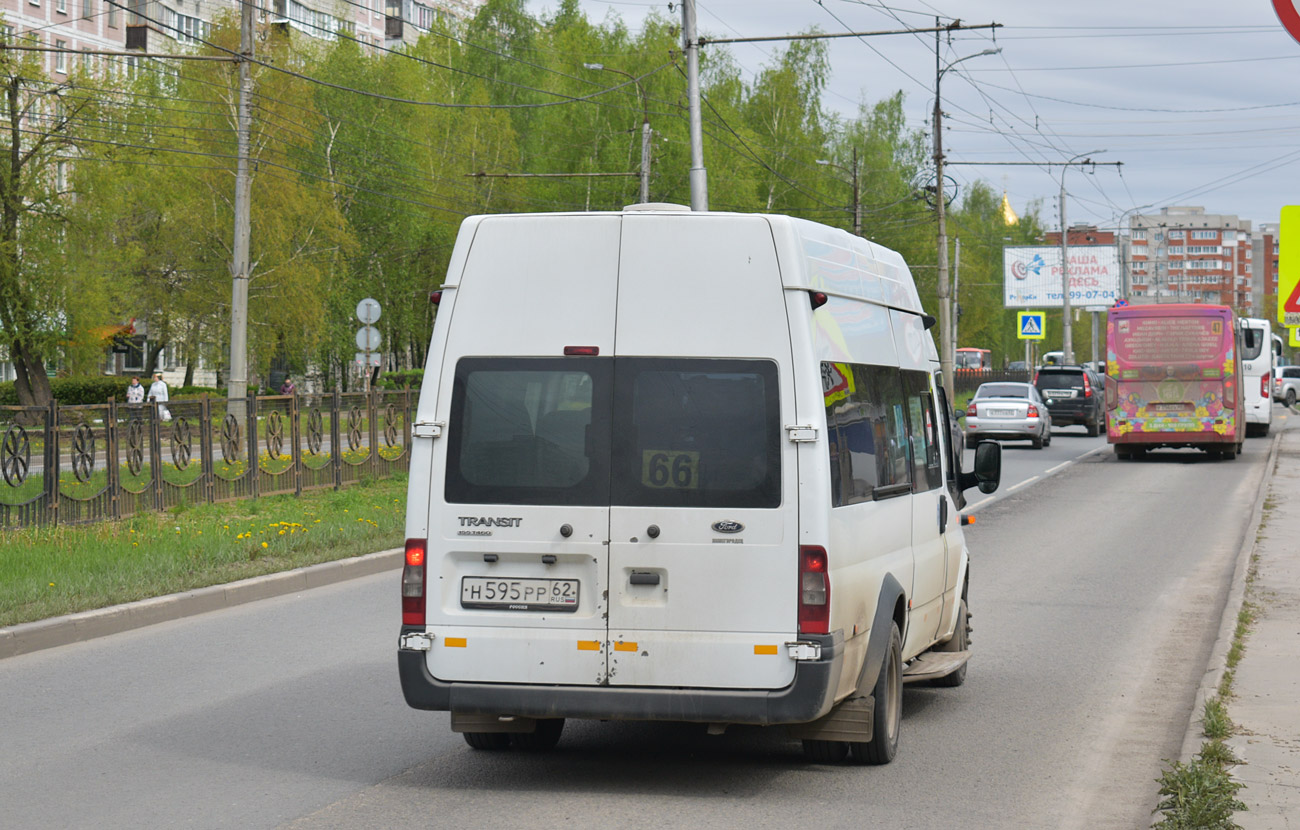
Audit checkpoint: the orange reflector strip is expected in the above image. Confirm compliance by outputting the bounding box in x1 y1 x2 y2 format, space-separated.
577 640 600 651
613 642 638 652
444 637 467 648
754 645 779 655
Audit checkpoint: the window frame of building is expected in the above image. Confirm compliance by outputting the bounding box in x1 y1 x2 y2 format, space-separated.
108 1 118 27
55 40 67 73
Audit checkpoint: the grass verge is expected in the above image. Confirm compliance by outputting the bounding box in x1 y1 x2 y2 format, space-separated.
1151 536 1262 828
0 475 407 628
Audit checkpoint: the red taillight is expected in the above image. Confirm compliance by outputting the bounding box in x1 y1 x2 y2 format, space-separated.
1262 374 1271 397
1027 404 1039 418
809 291 829 310
798 545 830 635
428 290 442 305
563 346 600 356
402 538 427 626
1083 373 1093 397
1033 371 1039 385
966 403 977 417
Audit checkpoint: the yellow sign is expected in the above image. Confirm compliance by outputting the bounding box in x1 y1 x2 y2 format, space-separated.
1291 326 1300 348
1017 311 1046 340
1280 205 1300 327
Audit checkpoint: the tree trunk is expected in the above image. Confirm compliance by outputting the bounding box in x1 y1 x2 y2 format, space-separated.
183 361 195 388
10 337 53 407
143 341 166 377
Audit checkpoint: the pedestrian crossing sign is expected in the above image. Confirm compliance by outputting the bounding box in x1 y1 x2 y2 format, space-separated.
1018 311 1046 340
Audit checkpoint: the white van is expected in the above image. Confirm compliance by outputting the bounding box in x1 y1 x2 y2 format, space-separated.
1240 317 1273 436
398 205 1001 764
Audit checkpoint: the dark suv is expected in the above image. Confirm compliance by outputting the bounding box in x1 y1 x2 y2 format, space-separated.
1034 365 1105 436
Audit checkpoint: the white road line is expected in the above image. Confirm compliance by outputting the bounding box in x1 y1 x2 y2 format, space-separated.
1045 461 1071 475
1005 475 1039 493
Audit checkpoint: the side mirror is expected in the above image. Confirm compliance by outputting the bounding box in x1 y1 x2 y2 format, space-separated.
959 441 1001 494
955 409 966 421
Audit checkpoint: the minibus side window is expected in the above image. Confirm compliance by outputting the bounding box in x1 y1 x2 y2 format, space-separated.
822 362 912 506
903 370 942 493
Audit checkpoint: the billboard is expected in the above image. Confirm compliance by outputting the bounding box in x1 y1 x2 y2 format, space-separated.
1003 245 1121 309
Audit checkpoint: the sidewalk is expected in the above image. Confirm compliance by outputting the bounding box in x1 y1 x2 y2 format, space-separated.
1225 424 1300 828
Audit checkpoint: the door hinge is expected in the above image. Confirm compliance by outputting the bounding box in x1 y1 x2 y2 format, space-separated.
412 421 443 439
785 425 818 443
399 632 434 651
785 640 823 661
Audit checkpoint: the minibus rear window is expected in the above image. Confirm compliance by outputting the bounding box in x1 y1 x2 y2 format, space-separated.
445 358 612 505
610 358 781 509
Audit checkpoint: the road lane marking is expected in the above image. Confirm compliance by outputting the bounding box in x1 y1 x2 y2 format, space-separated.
1046 461 1071 475
1005 475 1039 493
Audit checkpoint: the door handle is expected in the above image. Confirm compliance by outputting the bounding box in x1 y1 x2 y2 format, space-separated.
938 497 949 531
630 571 660 586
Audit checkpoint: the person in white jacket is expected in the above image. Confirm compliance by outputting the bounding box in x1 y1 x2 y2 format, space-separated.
147 372 171 421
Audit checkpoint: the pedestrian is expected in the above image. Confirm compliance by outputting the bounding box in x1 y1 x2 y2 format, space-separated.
125 376 145 406
148 372 172 422
279 376 296 397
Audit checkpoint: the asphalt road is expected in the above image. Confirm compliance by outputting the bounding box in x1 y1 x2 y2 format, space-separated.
0 414 1281 829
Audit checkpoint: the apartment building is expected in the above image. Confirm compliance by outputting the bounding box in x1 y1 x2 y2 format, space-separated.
1251 221 1280 313
1127 206 1256 311
0 0 484 60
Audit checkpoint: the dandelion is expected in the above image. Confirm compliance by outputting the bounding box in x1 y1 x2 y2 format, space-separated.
48 582 54 587
261 541 268 548
278 530 285 535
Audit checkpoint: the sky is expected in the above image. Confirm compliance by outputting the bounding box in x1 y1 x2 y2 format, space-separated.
523 0 1300 233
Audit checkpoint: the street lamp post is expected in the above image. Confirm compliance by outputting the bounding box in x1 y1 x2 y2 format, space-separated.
1059 150 1102 365
934 42 1001 402
583 63 651 203
816 148 860 236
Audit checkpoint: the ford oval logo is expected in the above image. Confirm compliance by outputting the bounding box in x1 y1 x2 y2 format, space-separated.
711 521 744 534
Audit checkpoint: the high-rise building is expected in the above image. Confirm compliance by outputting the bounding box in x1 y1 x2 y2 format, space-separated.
1127 206 1254 311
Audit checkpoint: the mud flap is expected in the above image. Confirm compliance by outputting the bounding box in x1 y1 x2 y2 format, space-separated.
787 694 874 742
854 574 906 695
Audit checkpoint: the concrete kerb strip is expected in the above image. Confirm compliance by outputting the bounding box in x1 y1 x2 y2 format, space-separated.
1176 428 1283 762
0 547 404 660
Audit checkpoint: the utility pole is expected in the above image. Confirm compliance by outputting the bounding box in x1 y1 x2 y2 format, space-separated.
582 63 651 203
851 146 861 237
682 0 707 211
953 236 961 362
1060 151 1102 365
934 26 1001 403
227 0 254 413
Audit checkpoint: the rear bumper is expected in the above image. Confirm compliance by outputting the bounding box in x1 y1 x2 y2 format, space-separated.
1041 402 1097 425
1107 428 1237 447
398 629 844 726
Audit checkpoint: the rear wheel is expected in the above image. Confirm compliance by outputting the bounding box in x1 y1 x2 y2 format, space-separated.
850 623 902 765
930 599 969 688
463 731 512 751
1085 417 1100 437
1287 388 1296 408
512 719 565 751
1031 434 1044 449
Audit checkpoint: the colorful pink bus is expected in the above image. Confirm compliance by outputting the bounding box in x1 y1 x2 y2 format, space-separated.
1106 303 1244 459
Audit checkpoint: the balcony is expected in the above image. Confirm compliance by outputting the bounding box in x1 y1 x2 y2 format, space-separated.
386 16 403 39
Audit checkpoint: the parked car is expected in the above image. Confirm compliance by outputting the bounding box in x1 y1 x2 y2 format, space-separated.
1007 360 1028 372
1034 365 1105 436
965 382 1051 449
1275 366 1300 407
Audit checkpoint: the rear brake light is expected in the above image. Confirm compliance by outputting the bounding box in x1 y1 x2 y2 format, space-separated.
1083 373 1093 397
1262 374 1270 397
798 545 830 635
563 346 599 356
402 538 427 626
1027 404 1039 418
966 403 977 417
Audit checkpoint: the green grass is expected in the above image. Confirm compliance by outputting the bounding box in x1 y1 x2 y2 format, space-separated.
0 474 408 627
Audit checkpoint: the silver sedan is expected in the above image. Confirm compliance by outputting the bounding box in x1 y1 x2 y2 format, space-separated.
964 382 1052 450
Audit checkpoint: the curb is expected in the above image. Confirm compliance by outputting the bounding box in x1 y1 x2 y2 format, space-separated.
1176 428 1283 761
0 547 404 660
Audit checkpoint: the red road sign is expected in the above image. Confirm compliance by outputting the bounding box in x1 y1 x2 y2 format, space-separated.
1276 0 1300 45
1286 279 1300 314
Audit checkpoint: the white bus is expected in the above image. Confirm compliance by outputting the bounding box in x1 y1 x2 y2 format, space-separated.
1240 317 1273 437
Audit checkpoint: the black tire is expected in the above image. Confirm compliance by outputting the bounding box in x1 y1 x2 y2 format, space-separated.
463 731 512 751
802 738 850 763
1031 434 1043 449
512 718 565 751
1043 430 1052 447
1085 418 1099 437
1287 389 1296 408
930 599 969 688
850 623 902 765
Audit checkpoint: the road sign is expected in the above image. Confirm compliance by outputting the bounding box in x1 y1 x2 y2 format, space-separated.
355 326 381 351
354 351 381 368
1281 206 1300 327
1017 311 1046 340
1292 326 1300 349
1275 0 1300 46
356 297 381 325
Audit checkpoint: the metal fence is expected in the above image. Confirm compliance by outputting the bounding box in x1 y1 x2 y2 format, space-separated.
0 391 411 529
